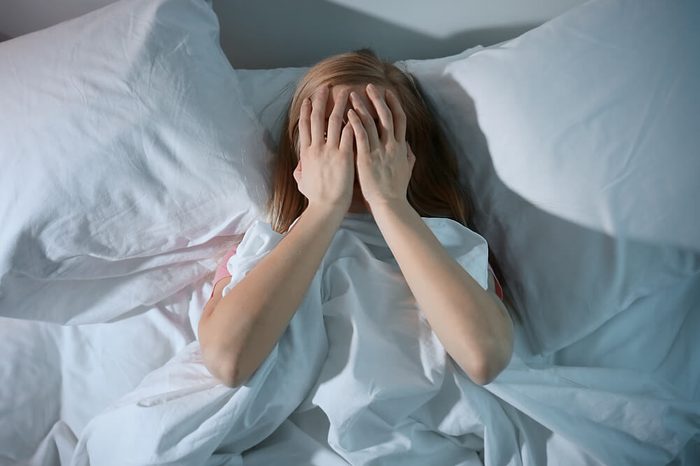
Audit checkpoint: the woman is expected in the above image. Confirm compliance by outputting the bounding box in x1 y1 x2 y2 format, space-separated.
199 48 516 389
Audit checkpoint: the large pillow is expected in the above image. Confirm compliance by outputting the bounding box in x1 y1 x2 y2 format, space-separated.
234 0 699 365
410 0 700 358
234 45 486 154
0 0 271 324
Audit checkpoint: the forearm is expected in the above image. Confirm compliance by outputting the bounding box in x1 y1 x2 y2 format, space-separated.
371 200 513 385
201 204 344 387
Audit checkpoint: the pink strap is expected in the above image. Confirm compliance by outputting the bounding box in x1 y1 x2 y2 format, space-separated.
210 243 239 299
488 264 504 301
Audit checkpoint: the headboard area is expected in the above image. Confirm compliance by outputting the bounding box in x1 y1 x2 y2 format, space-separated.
0 0 587 68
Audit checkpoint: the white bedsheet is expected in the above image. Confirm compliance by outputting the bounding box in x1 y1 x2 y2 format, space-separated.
0 295 203 466
59 213 698 466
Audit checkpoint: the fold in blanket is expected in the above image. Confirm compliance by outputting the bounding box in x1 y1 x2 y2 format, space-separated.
69 215 699 465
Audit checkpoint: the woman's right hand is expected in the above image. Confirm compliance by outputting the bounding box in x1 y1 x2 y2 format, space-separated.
294 84 355 213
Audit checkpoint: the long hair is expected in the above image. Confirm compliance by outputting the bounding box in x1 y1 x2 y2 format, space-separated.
265 47 520 324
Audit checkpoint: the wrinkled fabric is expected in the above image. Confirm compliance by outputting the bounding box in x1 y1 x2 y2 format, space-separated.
69 215 699 465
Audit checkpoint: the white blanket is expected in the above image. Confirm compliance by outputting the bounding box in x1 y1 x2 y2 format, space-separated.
68 214 699 465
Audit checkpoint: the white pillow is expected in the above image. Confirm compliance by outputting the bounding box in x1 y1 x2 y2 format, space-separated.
234 45 486 153
234 0 700 359
413 0 700 355
0 0 270 324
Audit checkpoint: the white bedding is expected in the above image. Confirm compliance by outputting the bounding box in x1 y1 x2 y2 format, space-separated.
66 214 697 465
0 289 205 465
2 0 699 464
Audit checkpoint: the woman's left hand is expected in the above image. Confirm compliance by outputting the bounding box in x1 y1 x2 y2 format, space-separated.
347 83 416 210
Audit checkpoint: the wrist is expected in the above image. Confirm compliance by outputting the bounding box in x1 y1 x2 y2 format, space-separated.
304 202 347 224
368 198 412 217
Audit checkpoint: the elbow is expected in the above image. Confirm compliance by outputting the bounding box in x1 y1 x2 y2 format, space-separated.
198 311 246 388
463 341 514 386
199 328 244 388
468 359 501 386
470 308 515 385
217 359 244 389
201 344 241 388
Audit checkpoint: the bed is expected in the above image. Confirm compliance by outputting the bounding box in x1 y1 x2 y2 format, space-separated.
0 0 698 464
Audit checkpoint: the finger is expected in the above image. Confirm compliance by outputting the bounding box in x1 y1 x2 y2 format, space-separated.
311 85 329 144
347 109 370 156
298 98 311 148
385 89 407 142
327 87 350 147
350 91 379 151
339 118 354 153
366 83 394 143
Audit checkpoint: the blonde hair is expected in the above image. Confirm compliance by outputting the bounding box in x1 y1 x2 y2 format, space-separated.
264 48 520 324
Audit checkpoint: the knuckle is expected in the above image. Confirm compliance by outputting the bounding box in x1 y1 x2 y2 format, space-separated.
353 104 367 116
334 94 349 108
311 95 324 109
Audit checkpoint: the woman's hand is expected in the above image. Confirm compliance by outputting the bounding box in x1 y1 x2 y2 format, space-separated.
294 84 355 213
346 83 416 210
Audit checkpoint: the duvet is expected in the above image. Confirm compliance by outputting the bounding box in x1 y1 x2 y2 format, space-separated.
69 213 698 465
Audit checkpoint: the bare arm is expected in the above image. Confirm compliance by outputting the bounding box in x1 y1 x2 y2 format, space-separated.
372 200 513 385
346 83 513 385
199 83 355 388
198 205 345 387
